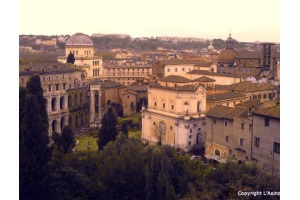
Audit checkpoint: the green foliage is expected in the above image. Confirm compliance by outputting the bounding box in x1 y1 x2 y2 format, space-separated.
98 108 118 151
61 126 75 153
67 52 75 64
121 124 128 137
119 119 133 126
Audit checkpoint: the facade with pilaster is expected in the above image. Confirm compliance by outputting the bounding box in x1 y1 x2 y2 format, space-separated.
141 75 207 152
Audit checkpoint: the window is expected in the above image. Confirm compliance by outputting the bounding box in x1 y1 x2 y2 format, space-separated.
254 137 260 147
226 136 229 142
69 84 72 89
63 83 66 90
263 94 267 99
224 121 228 127
274 142 280 154
21 78 24 82
253 95 257 99
240 138 244 146
249 124 253 131
49 77 51 80
171 105 174 110
170 126 173 130
241 123 244 130
182 68 185 71
213 119 216 124
127 95 129 98
48 85 52 92
55 84 59 91
258 94 261 99
188 142 191 146
154 102 157 106
43 77 46 80
264 118 269 127
268 93 272 98
153 122 156 125
162 103 165 108
174 68 177 72
190 129 192 133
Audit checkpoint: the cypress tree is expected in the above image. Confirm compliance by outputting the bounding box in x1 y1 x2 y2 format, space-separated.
20 75 51 200
97 108 118 151
67 52 75 64
20 94 51 200
61 126 75 153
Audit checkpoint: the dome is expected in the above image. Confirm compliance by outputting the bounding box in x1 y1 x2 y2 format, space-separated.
66 33 93 46
226 34 235 43
208 42 214 51
218 50 238 62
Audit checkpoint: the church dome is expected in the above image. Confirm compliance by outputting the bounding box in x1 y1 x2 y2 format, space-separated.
226 34 235 43
208 42 214 51
218 50 238 62
66 33 93 46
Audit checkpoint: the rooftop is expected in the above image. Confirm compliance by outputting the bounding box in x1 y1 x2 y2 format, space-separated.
193 76 216 82
206 91 246 101
206 105 248 119
160 75 192 83
149 83 201 92
215 81 276 92
188 70 241 78
251 105 280 119
66 33 93 46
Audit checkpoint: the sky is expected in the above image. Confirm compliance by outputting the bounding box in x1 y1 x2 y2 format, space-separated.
19 0 280 42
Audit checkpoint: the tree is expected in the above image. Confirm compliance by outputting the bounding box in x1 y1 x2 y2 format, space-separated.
61 126 75 153
20 75 51 200
152 121 166 145
67 52 75 64
121 124 128 137
20 95 51 200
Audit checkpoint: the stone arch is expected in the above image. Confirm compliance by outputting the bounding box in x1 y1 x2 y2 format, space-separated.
215 149 220 156
75 115 79 127
68 95 72 109
81 113 84 126
80 93 83 105
51 97 57 111
52 120 57 133
60 96 65 109
69 116 73 129
74 94 78 107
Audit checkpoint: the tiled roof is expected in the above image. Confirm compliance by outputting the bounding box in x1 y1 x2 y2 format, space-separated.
215 81 276 92
66 33 93 46
126 84 148 91
149 83 200 92
19 63 81 76
160 75 192 83
188 70 241 78
206 105 248 119
251 106 280 119
235 99 261 109
218 50 238 62
206 92 246 101
161 59 212 66
193 76 216 82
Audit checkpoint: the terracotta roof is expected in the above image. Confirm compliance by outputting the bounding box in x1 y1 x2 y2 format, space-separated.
235 99 261 109
193 76 216 82
251 106 280 119
126 84 148 91
19 63 81 76
149 83 200 92
215 81 276 93
206 105 248 119
161 59 212 66
206 92 246 101
160 75 192 83
218 50 238 62
188 70 241 78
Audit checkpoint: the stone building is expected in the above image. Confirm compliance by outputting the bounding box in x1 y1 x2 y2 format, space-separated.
251 106 280 175
57 33 103 79
19 63 89 136
141 75 206 152
205 105 251 163
217 34 239 68
102 60 152 86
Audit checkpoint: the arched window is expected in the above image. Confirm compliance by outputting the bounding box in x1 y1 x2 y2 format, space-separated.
52 120 57 133
215 149 220 156
60 117 65 131
60 96 65 109
74 94 78 107
80 93 83 105
68 116 73 129
75 115 79 127
184 102 189 105
197 101 201 112
51 98 57 111
68 95 72 109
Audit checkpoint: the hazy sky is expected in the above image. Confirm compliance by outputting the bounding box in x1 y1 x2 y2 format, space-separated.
19 0 280 42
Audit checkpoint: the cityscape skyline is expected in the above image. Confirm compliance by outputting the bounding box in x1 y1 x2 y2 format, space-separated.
20 0 280 43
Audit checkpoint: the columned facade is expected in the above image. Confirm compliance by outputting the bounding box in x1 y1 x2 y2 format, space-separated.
89 83 103 125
